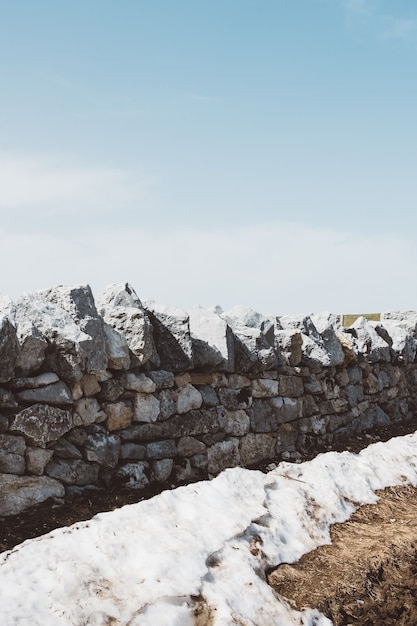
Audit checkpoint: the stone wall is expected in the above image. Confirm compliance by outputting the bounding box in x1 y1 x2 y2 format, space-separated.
1 283 417 516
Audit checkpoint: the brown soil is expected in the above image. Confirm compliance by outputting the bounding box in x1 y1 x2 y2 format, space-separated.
268 484 417 625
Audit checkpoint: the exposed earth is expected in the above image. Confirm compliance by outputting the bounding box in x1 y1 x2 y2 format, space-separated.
1 417 417 625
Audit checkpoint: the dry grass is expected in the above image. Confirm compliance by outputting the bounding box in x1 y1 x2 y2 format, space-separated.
341 313 381 327
268 485 417 625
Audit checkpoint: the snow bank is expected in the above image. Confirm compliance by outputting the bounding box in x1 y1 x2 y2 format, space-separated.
1 431 417 625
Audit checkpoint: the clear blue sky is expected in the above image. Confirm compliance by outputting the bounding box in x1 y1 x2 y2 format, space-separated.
1 0 417 314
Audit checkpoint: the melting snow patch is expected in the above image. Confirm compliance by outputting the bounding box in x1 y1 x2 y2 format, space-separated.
1 431 417 625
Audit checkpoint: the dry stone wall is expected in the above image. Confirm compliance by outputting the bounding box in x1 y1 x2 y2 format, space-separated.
1 283 417 516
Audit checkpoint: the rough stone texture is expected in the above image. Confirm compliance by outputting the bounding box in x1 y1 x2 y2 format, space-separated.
116 462 149 489
176 384 203 414
12 372 60 389
0 388 17 408
207 438 240 475
39 284 109 373
134 393 160 423
189 305 234 371
84 431 121 468
10 404 72 446
16 381 73 405
222 306 277 373
51 438 83 460
144 301 194 371
121 372 156 393
25 447 54 475
149 370 175 390
4 286 417 515
102 321 131 370
104 401 134 431
73 398 106 426
0 316 19 383
177 436 206 457
217 407 250 436
120 442 146 460
251 378 279 398
151 458 174 482
146 440 177 459
98 283 158 367
45 459 99 485
240 433 276 466
0 473 64 516
79 374 101 397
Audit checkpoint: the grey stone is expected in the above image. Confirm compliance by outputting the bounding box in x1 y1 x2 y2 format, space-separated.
121 408 220 441
251 378 279 398
102 321 131 370
146 440 177 459
10 404 73 446
217 387 250 410
221 306 277 373
45 459 99 485
0 388 17 408
310 313 345 367
116 462 149 489
345 384 364 407
278 375 304 397
198 385 219 407
84 432 121 468
276 423 298 452
122 371 156 393
149 370 175 390
16 381 73 405
0 445 25 474
189 305 234 371
190 453 208 471
144 300 194 371
134 393 160 423
39 285 108 373
0 315 19 382
158 389 177 420
13 293 93 382
275 329 303 366
98 378 125 402
78 374 101 397
73 397 106 426
151 458 174 482
217 407 250 436
25 447 54 475
350 317 391 363
0 473 65 516
51 438 83 459
120 443 146 460
250 397 302 432
98 283 159 367
0 415 9 432
177 436 206 457
12 372 60 389
240 433 276 466
207 438 240 476
176 384 203 414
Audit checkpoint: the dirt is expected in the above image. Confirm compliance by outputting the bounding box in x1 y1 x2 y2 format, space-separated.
1 418 417 626
269 484 417 625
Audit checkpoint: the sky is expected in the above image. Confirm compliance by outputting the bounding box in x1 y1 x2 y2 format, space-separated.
1 0 417 315
2 432 417 624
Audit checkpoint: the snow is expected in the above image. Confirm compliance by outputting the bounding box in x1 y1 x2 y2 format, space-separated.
2 432 417 625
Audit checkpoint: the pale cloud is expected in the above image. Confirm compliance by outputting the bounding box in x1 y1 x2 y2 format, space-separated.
0 153 153 216
1 221 416 316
